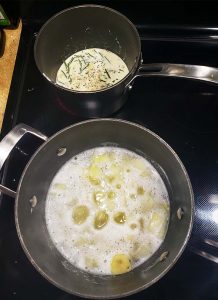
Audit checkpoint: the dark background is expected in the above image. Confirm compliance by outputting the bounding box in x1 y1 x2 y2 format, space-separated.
3 0 218 28
1 1 218 300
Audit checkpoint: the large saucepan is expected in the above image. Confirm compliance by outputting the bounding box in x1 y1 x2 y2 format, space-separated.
34 4 218 117
0 119 194 298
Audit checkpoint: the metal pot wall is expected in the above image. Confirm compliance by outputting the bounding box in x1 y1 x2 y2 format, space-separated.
0 119 194 299
34 5 140 117
34 5 218 117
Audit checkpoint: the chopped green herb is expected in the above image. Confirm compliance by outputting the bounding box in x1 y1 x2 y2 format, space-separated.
105 69 111 79
74 55 86 65
76 59 83 72
74 55 84 59
64 61 70 74
103 55 111 63
68 56 75 66
87 53 95 58
98 51 104 59
98 51 111 64
81 56 87 65
80 63 89 73
61 70 68 79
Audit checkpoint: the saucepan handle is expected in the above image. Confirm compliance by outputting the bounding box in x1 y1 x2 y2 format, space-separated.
127 63 218 86
0 124 48 198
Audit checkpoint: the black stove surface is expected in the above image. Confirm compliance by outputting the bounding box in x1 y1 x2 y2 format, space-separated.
1 1 218 300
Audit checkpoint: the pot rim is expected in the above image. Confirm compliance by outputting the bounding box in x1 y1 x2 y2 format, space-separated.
34 4 141 95
14 118 195 299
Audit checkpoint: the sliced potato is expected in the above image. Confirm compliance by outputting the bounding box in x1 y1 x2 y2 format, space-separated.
66 197 78 207
89 177 101 185
139 218 144 231
142 193 154 211
141 169 151 177
121 153 133 163
111 254 131 275
137 186 145 195
108 190 115 200
110 164 121 177
73 205 89 224
88 164 101 176
93 191 106 206
112 178 123 192
114 212 126 224
87 165 101 185
156 221 168 239
85 257 98 269
53 183 67 190
94 210 109 229
132 158 146 171
130 194 137 200
148 211 163 233
130 223 137 230
75 236 96 247
126 234 134 241
131 243 151 260
74 238 87 247
106 175 115 183
161 200 170 211
116 183 122 189
92 153 111 164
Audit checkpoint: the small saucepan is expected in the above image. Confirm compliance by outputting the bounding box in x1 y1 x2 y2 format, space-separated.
0 119 194 298
34 4 218 117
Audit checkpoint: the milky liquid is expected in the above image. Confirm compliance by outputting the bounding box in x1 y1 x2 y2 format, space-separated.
45 147 170 275
56 48 129 91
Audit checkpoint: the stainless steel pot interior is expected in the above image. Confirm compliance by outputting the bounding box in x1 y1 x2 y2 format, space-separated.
34 5 140 90
15 119 194 299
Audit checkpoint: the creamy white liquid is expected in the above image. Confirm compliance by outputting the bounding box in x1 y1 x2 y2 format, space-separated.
56 48 129 91
46 147 170 275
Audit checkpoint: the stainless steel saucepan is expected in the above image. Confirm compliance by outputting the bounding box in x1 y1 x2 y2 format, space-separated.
0 119 194 298
34 5 218 117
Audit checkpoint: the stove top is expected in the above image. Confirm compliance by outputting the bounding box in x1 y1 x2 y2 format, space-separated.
0 1 218 299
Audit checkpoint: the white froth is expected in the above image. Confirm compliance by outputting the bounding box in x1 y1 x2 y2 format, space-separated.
45 147 170 275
